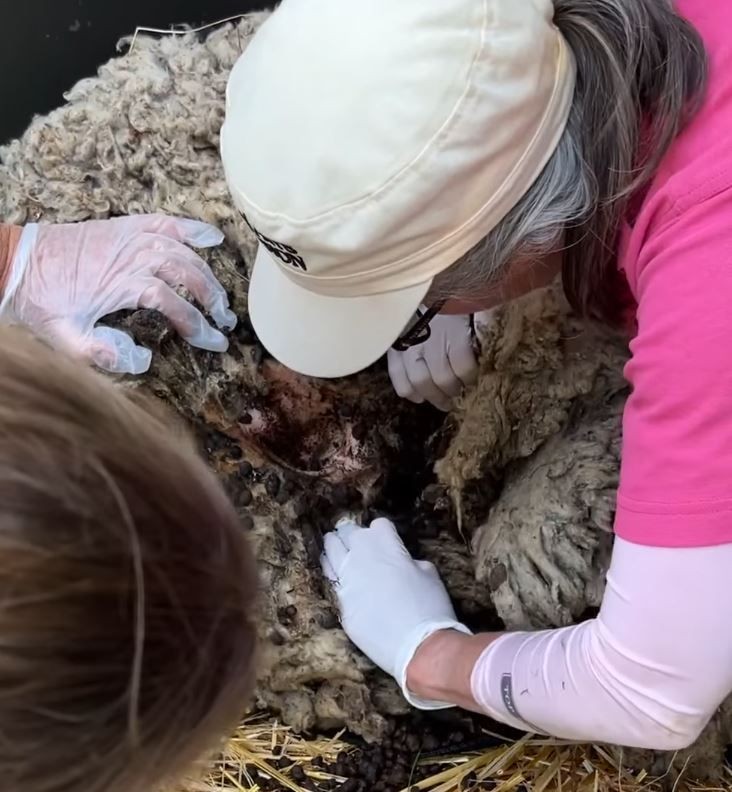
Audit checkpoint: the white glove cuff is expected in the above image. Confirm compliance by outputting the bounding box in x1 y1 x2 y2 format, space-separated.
395 620 473 710
0 223 38 321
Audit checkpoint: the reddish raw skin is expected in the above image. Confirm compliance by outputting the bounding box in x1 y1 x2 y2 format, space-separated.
231 361 381 485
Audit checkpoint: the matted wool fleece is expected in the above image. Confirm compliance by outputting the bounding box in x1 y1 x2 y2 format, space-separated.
0 13 729 781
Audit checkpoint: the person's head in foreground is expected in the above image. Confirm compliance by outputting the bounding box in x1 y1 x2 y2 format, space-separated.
0 327 258 792
221 0 706 407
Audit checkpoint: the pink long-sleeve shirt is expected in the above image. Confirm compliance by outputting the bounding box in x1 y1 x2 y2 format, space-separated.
615 0 732 548
470 0 732 747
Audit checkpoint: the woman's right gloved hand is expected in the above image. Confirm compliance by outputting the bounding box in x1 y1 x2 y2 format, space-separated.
387 311 479 411
0 214 237 375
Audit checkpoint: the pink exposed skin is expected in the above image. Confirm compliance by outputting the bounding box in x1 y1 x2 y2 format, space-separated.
234 253 562 484
235 360 386 486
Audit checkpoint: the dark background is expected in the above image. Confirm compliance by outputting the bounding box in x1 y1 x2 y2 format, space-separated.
1 1 270 144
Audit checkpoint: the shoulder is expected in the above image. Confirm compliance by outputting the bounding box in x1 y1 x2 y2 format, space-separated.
620 165 732 305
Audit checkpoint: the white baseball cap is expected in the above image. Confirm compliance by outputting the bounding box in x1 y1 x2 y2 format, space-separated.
221 0 575 378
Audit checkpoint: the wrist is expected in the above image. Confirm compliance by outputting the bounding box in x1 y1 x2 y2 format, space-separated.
0 225 23 296
406 629 501 711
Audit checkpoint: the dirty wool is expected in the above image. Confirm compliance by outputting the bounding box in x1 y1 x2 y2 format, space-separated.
0 12 730 783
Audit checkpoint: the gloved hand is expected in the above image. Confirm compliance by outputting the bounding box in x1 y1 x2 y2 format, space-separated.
321 517 471 709
387 311 478 411
0 214 237 375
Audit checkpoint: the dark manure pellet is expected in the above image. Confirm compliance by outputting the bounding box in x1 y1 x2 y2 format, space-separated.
268 629 286 646
405 733 420 752
237 487 253 507
240 513 254 531
240 411 254 425
239 460 253 477
422 735 439 752
277 606 298 625
274 487 290 505
265 473 281 498
420 520 441 539
331 484 350 507
346 487 363 506
351 423 367 441
203 429 232 454
235 321 255 344
251 345 265 366
316 610 339 630
290 765 306 784
362 765 378 785
421 484 445 504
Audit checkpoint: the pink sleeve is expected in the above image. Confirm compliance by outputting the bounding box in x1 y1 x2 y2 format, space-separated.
470 537 732 749
616 186 732 547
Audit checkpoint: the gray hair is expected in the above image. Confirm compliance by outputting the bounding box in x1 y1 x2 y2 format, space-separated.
431 0 708 322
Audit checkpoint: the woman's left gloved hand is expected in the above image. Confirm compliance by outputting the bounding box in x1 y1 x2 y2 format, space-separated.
387 312 478 411
321 516 471 709
0 214 237 375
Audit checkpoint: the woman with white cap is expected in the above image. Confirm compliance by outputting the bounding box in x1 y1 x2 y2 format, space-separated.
223 0 732 749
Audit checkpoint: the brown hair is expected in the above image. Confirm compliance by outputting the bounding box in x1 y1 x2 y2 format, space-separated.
432 0 708 324
0 327 258 792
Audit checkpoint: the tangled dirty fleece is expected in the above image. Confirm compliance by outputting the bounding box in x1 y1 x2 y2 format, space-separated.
0 13 729 780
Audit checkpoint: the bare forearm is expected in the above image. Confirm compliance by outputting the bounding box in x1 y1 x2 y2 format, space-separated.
0 224 23 295
406 629 502 712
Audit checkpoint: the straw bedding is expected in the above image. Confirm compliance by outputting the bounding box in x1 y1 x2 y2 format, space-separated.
0 11 729 788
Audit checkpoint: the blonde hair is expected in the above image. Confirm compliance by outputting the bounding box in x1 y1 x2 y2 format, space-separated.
0 327 258 792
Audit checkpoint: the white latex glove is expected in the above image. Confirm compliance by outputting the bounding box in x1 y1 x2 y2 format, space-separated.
0 214 237 375
321 517 471 709
387 311 478 411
